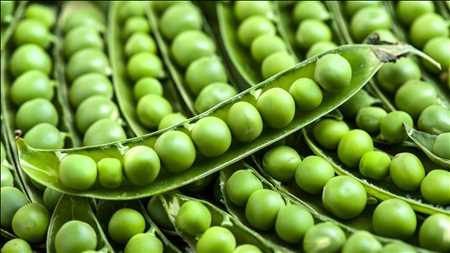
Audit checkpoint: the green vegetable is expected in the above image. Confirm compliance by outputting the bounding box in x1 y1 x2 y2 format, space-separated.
418 105 450 135
176 200 211 236
295 155 334 194
1 238 32 253
359 151 390 180
0 187 29 228
233 244 262 253
160 3 202 40
342 231 382 253
124 146 160 186
125 32 156 57
83 118 126 146
410 13 449 48
262 145 301 182
296 20 332 49
15 98 58 133
396 1 434 26
423 37 450 71
63 26 103 57
306 41 337 58
372 199 416 239
315 53 352 92
420 170 450 205
355 106 387 134
123 16 149 39
237 16 275 47
275 204 314 243
55 220 98 253
293 1 329 23
59 154 97 190
251 34 286 63
227 102 263 142
261 51 296 79
137 94 173 129
289 78 323 111
350 6 391 42
313 119 350 149
303 222 346 253
185 57 228 95
127 52 164 80
158 113 187 131
124 233 164 253
12 203 49 243
192 117 232 157
225 170 263 207
75 95 119 133
133 77 163 100
418 214 450 252
0 167 14 187
376 57 421 93
395 80 438 118
13 19 52 48
195 82 237 113
171 30 216 67
11 70 54 106
24 123 65 149
108 208 145 244
337 129 373 168
69 73 113 107
389 153 425 191
256 88 296 129
245 189 284 231
433 132 450 159
24 4 56 28
155 130 196 173
234 1 272 21
66 48 110 81
344 1 380 17
43 187 62 210
196 226 236 253
380 111 413 143
10 44 52 77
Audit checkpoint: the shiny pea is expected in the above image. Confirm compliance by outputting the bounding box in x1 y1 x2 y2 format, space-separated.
127 52 164 80
55 220 97 253
418 105 450 134
117 1 147 21
315 53 352 91
13 19 52 48
123 16 149 39
134 77 163 100
83 118 127 146
59 154 97 190
306 41 337 58
380 111 413 143
296 20 332 49
11 70 54 106
396 1 434 26
275 204 314 243
376 57 421 93
194 82 237 113
395 80 438 118
390 152 425 191
342 231 382 253
250 34 287 63
66 48 110 81
423 37 450 71
263 145 301 182
355 106 387 134
160 3 202 40
337 129 374 168
24 4 56 28
261 51 296 79
433 132 450 159
125 32 156 57
380 242 415 253
137 94 173 129
293 1 329 23
124 233 163 253
1 187 29 228
359 151 391 180
158 113 187 130
152 1 180 13
1 238 32 253
62 8 104 33
69 73 113 107
63 26 103 57
289 77 323 111
75 96 119 133
344 1 380 17
303 222 346 253
124 146 160 186
372 199 416 239
419 214 450 252
420 169 450 205
171 31 216 67
245 189 284 231
196 226 236 253
295 155 334 194
176 200 211 236
192 117 232 157
238 16 275 47
1 166 14 187
43 187 62 210
227 101 263 143
340 89 375 118
10 44 52 77
313 119 350 150
350 6 392 42
154 130 196 173
12 203 49 243
97 158 123 189
185 56 228 95
233 244 262 253
234 1 272 21
410 13 448 48
226 170 263 207
108 208 145 244
24 123 65 149
256 88 296 129
16 98 58 133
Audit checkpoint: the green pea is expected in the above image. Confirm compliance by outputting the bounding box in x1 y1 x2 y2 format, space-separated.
196 226 236 253
76 96 119 133
186 56 228 95
134 77 163 100
313 119 350 149
195 82 237 113
147 196 173 229
69 73 113 107
238 16 275 47
12 203 49 243
433 133 450 159
137 94 173 129
296 19 332 49
1 166 14 187
63 26 103 58
256 88 296 129
43 187 62 210
234 1 272 21
396 1 434 26
289 77 323 111
263 145 301 181
154 130 196 173
410 13 449 48
419 214 450 252
418 105 450 135
24 123 65 149
293 1 329 23
124 146 160 186
10 44 52 77
192 116 232 157
303 222 346 253
158 113 187 130
421 169 450 205
275 204 314 243
59 154 97 190
108 208 145 244
379 111 413 143
55 220 97 253
340 89 376 118
395 80 438 118
233 244 262 253
355 106 387 134
376 57 421 93
152 1 180 13
123 16 149 39
359 151 390 180
1 187 29 228
342 231 382 253
125 32 156 57
372 199 416 239
390 152 425 191
66 49 110 81
295 155 334 194
13 19 52 48
350 6 391 42
117 1 147 21
83 118 127 146
176 200 211 236
261 51 296 79
322 176 367 219
124 233 163 253
96 158 122 189
380 243 415 253
1 1 14 24
62 7 104 33
160 3 202 40
16 98 58 133
337 129 373 168
306 41 337 58
11 70 54 106
127 52 164 80
1 238 32 253
344 1 380 17
226 170 263 207
171 31 216 67
371 29 398 43
315 53 352 91
245 189 284 231
227 101 263 142
423 37 450 71
24 3 55 27
251 34 287 63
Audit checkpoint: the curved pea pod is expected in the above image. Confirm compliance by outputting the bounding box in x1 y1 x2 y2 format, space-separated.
303 127 450 216
0 1 25 50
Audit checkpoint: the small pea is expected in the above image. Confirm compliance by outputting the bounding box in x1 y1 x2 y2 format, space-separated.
195 82 237 113
379 111 413 143
62 9 104 34
275 204 314 243
227 101 263 142
13 19 52 48
303 222 346 253
226 170 263 207
423 37 450 72
124 233 163 253
66 48 110 81
196 226 236 253
147 196 173 229
185 56 228 95
124 146 160 186
256 88 296 129
350 6 392 42
154 130 196 173
342 231 382 253
97 158 123 189
24 4 56 28
125 32 156 57
293 1 329 23
158 113 187 130
296 19 332 49
171 30 216 67
12 203 49 243
261 51 296 79
337 129 373 168
376 57 421 93
395 80 438 118
263 146 301 182
59 154 97 190
250 34 287 63
152 1 180 13
75 95 119 133
55 220 97 253
43 187 62 210
1 166 14 187
1 187 29 228
390 152 425 191
295 155 334 194
10 44 52 77
344 1 380 17
160 3 202 40
306 41 337 58
315 53 352 91
234 1 272 21
117 1 147 21
245 189 284 231
1 238 32 253
372 199 416 239
134 77 163 100
380 242 415 253
419 214 450 252
137 94 173 129
420 169 450 205
16 98 59 133
83 118 127 146
238 16 275 47
355 106 387 134
127 52 164 80
289 77 323 111
396 1 434 26
11 70 54 106
359 151 391 180
433 133 450 160
418 105 450 135
192 117 232 157
69 73 113 107
63 26 103 58
176 200 211 236
123 16 149 39
410 13 449 48
313 119 350 149
108 208 145 244
340 89 376 118
24 123 65 149
233 244 262 253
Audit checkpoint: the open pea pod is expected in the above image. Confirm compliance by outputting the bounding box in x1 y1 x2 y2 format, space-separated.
46 195 114 253
17 44 419 200
303 128 450 216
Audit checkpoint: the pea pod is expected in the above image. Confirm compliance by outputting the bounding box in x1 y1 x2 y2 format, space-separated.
0 1 24 50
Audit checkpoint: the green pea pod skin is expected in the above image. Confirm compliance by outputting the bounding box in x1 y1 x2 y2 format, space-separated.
404 124 450 169
46 195 115 253
303 128 449 216
1 1 23 50
159 191 292 253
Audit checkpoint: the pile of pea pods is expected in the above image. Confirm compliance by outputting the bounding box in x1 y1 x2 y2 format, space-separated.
1 1 449 253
